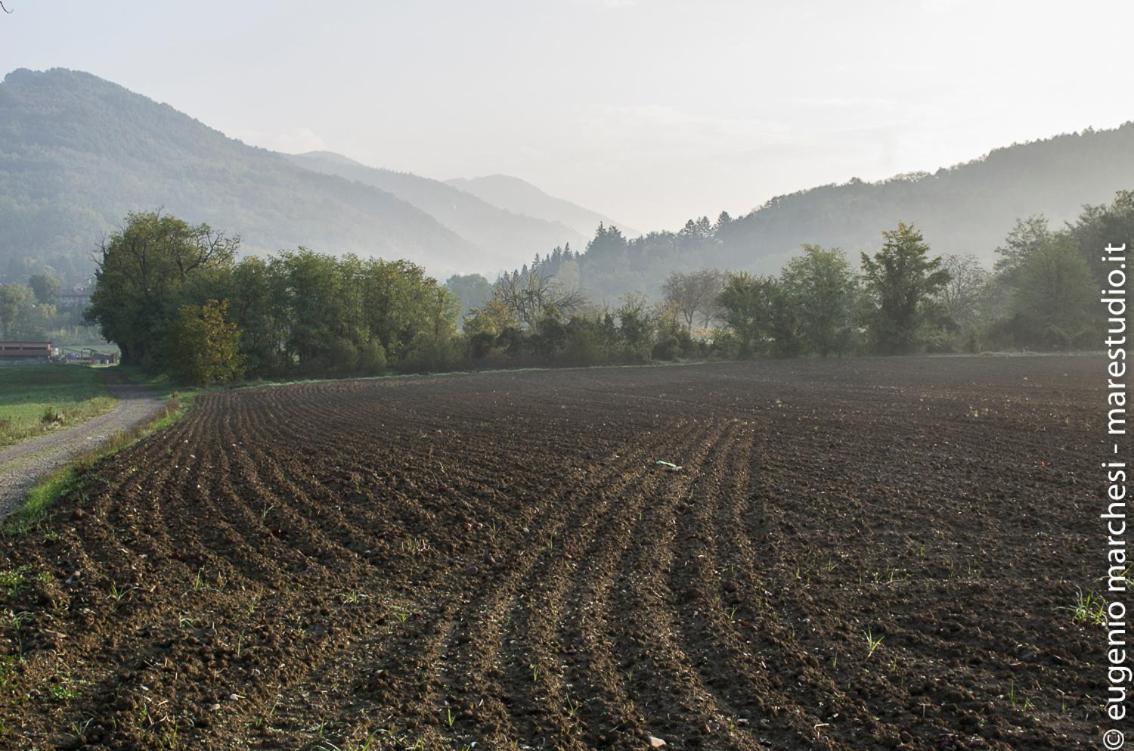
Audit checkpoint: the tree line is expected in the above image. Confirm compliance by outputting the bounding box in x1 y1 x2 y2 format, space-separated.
81 193 1129 385
472 190 1128 358
0 271 92 344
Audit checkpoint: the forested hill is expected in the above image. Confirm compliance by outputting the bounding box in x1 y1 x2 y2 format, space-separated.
287 151 586 265
728 123 1134 265
538 123 1134 302
0 68 479 283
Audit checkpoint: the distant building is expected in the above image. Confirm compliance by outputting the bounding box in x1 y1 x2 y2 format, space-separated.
0 341 56 360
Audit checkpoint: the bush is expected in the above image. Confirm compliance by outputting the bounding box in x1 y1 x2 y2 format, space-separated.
357 340 387 375
40 406 65 426
652 316 696 361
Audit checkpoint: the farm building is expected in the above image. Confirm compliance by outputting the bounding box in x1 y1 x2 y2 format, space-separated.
0 341 57 361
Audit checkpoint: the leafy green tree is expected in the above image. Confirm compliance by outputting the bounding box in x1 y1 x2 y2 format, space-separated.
275 249 363 373
765 278 804 357
0 284 38 339
168 299 244 386
445 274 494 323
718 273 778 356
1066 190 1134 278
616 294 655 361
402 285 462 372
226 256 289 375
28 273 60 307
780 245 856 356
860 223 950 354
86 211 238 369
1003 236 1095 349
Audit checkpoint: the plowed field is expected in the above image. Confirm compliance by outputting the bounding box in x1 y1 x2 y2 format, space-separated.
0 356 1102 750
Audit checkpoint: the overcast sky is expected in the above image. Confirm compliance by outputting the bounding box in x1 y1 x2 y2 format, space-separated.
3 0 1132 231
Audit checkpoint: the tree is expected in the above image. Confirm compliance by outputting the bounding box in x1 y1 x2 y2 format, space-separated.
276 249 363 373
86 211 238 369
402 285 462 372
780 246 856 356
1005 236 1095 349
445 273 493 323
994 215 1052 282
617 294 655 360
938 254 990 349
1066 190 1134 278
718 273 775 356
227 256 289 375
662 270 723 332
168 299 244 386
494 269 585 327
0 284 37 339
28 273 60 307
860 223 951 354
464 298 517 338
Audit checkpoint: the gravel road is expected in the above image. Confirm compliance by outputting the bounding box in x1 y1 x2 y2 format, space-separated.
0 381 165 517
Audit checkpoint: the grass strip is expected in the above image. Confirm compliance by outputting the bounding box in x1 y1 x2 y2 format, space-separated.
4 389 197 536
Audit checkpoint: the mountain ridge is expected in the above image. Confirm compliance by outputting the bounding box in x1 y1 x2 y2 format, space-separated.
286 151 586 268
446 173 638 240
528 121 1134 301
0 68 522 282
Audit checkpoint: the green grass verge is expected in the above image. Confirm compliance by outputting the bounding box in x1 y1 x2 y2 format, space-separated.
0 364 118 447
4 389 198 536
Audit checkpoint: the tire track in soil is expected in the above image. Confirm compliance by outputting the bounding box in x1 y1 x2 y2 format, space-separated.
287 418 702 749
447 418 715 750
246 390 650 748
598 419 770 751
666 418 831 750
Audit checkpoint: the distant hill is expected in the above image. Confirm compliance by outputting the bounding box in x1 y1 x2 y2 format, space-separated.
2 67 1130 297
534 123 1134 302
724 123 1134 268
0 68 490 283
447 174 637 240
288 151 585 267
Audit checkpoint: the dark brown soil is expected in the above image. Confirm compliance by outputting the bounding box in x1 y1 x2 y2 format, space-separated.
0 356 1105 750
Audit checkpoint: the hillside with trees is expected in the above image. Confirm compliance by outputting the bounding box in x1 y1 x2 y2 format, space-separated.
287 151 586 266
0 68 480 284
523 124 1134 303
2 67 1130 307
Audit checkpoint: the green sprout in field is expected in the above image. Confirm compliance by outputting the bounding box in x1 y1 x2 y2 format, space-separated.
108 582 129 604
864 629 884 659
1007 682 1034 712
1066 588 1106 627
47 679 78 702
0 568 28 598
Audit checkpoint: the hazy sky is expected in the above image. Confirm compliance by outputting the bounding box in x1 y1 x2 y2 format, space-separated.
3 0 1133 231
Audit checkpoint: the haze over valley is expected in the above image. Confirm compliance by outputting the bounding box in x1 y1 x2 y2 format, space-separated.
1 67 1131 303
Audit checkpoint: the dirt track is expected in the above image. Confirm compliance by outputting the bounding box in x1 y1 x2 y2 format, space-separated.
0 356 1102 749
0 380 164 517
